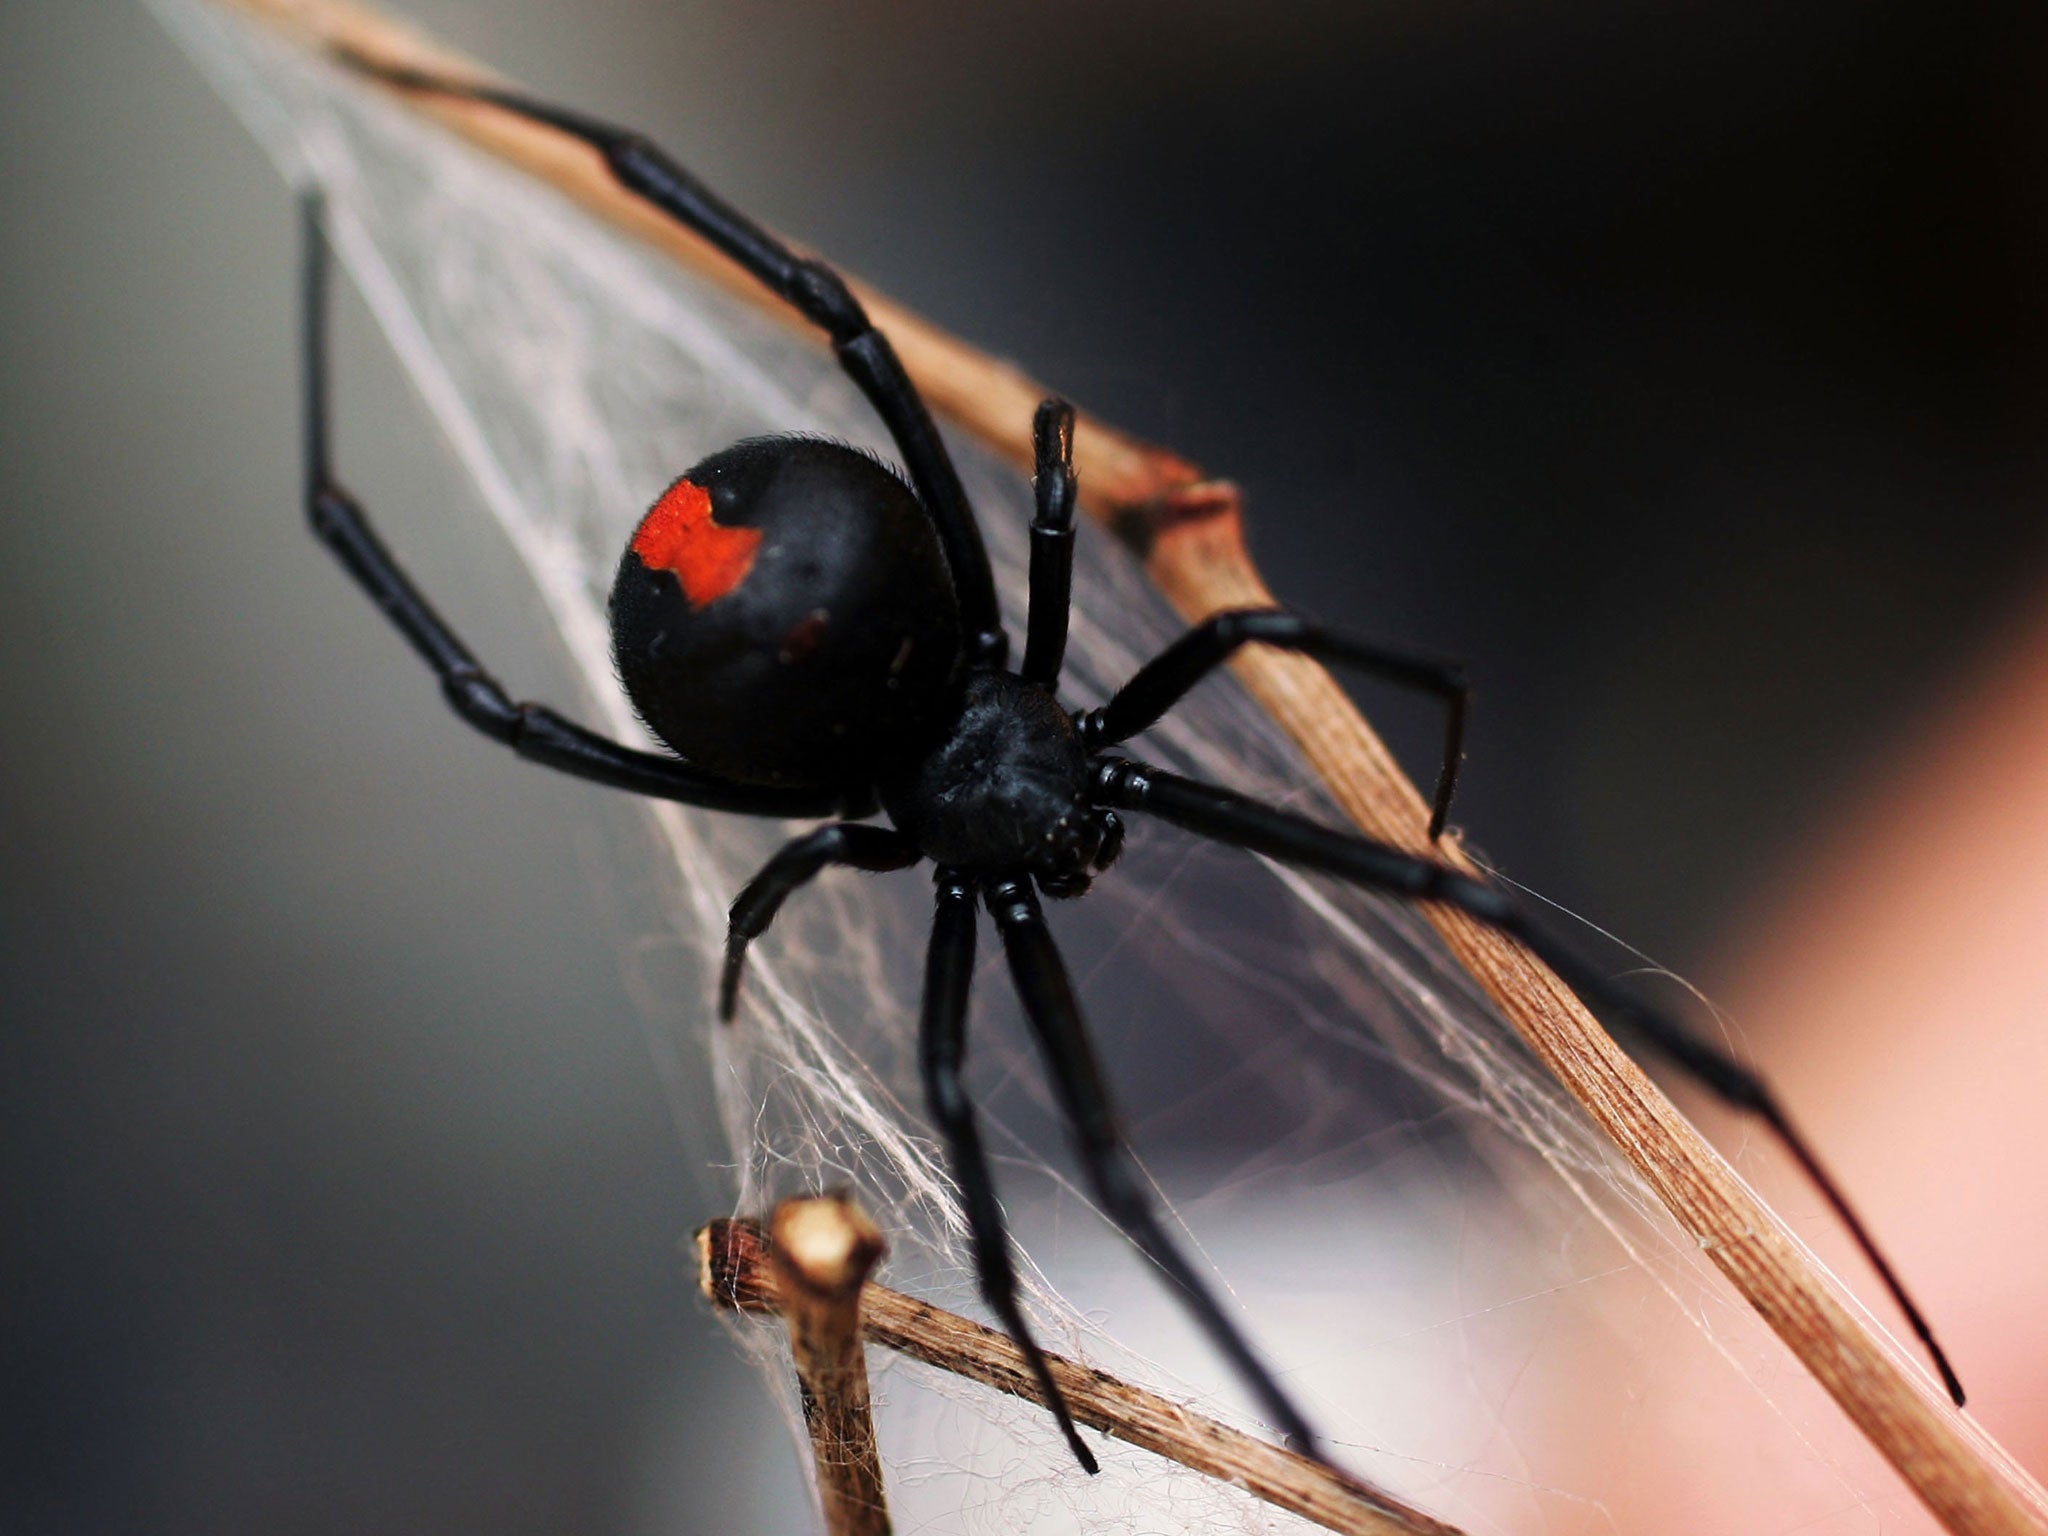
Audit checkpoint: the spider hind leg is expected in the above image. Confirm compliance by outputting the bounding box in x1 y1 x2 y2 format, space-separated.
296 194 840 819
985 876 1330 1460
921 872 1101 1474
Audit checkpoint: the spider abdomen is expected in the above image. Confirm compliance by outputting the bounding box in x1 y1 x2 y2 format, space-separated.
609 437 963 787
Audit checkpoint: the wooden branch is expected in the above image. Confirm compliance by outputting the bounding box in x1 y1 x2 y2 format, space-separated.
700 1214 1462 1536
189 3 2048 1531
769 1196 893 1536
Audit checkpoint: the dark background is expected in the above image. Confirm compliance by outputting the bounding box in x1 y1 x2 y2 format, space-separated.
6 1 2044 1531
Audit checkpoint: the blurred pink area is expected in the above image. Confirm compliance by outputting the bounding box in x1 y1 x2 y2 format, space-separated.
1720 595 2048 1478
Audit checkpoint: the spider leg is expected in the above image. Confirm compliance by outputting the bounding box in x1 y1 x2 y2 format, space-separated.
1021 400 1077 688
1081 611 1469 838
332 51 1006 666
720 824 921 1019
984 876 1329 1458
920 871 1100 1474
299 197 835 817
1094 755 1968 1407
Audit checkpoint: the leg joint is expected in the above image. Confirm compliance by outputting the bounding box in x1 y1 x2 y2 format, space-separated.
791 259 868 341
982 877 1037 928
1208 608 1296 647
441 667 521 743
306 481 358 541
1088 756 1145 803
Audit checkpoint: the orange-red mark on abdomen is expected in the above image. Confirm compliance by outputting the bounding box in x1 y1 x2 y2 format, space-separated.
632 479 762 607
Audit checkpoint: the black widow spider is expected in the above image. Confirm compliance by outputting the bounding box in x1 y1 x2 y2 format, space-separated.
305 53 1964 1473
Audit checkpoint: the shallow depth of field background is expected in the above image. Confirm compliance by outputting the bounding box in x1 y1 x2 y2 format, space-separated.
5 1 2046 1532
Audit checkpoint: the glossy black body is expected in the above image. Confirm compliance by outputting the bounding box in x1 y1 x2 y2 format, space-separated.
611 438 961 788
614 437 1110 882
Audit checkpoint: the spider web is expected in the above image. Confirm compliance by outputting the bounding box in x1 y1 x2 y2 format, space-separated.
148 3 1957 1530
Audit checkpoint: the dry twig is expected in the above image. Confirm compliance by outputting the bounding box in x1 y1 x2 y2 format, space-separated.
700 1212 1462 1536
767 1196 893 1536
185 3 2048 1531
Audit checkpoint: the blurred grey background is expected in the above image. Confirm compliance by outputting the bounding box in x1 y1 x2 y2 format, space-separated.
6 1 2045 1532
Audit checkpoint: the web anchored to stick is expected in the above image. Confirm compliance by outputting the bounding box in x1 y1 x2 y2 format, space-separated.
701 1196 1464 1536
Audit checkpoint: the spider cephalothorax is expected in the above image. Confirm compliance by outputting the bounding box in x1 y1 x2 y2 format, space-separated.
304 50 1969 1480
876 670 1121 893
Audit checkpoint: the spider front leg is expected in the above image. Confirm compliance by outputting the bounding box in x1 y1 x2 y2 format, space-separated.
984 877 1330 1459
719 825 921 1019
1021 399 1078 687
299 196 838 818
1094 756 1968 1407
919 871 1100 1474
1082 610 1470 838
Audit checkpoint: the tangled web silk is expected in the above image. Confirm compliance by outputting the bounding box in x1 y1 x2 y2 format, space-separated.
151 4 1956 1530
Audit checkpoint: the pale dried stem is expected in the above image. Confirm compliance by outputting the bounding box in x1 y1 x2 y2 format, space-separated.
701 1213 1461 1536
198 3 2048 1531
769 1196 893 1536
